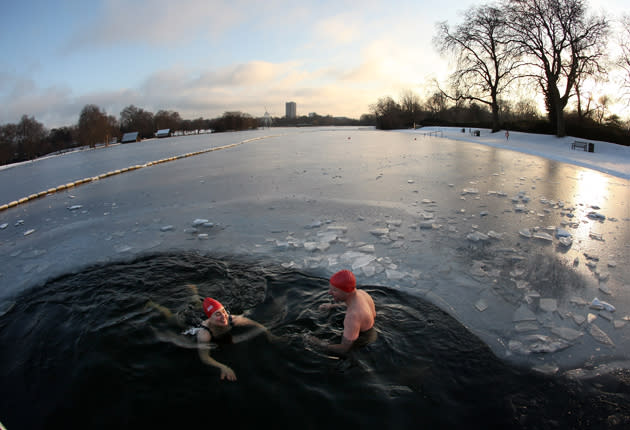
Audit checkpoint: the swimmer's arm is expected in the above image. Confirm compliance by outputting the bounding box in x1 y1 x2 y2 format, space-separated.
231 315 276 342
197 331 236 381
308 316 359 354
322 335 354 354
318 302 345 311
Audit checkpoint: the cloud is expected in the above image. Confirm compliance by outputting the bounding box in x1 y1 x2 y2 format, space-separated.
313 13 362 45
64 0 245 51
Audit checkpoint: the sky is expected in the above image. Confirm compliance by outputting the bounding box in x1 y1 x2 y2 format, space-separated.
0 0 628 128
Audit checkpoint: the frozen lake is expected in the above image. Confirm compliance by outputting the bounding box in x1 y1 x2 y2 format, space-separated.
1 126 628 373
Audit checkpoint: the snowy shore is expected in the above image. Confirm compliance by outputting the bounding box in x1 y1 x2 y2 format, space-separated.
402 126 630 179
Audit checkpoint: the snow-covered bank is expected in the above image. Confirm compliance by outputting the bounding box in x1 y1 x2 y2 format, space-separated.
402 126 630 180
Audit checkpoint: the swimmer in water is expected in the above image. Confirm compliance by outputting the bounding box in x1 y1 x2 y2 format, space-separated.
197 297 270 381
307 270 376 354
147 285 271 382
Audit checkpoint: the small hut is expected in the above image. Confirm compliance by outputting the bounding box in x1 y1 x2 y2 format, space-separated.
121 132 140 143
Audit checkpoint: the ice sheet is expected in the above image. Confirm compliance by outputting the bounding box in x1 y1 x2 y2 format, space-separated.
0 127 628 372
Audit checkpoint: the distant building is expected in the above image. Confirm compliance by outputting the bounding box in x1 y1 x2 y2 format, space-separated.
156 129 171 138
121 132 139 143
285 101 297 119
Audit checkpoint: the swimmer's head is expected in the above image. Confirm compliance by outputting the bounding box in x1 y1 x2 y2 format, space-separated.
203 297 223 318
330 270 356 293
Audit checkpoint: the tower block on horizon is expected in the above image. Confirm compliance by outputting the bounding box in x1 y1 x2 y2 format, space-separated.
285 101 296 119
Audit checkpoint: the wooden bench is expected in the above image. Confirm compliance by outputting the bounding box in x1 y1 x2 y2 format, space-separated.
571 140 588 151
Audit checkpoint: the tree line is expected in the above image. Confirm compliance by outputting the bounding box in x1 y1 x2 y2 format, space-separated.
372 0 629 145
414 0 629 141
0 106 262 166
0 102 372 166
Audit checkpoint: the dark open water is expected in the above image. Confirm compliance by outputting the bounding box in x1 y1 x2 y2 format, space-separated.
1 252 629 429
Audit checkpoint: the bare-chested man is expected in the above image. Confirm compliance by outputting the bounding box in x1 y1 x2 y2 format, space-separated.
308 270 376 354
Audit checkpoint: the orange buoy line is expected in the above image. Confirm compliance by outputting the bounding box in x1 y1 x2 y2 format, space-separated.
0 135 279 213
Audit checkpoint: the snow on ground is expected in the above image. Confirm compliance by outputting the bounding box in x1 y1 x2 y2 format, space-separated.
401 126 630 179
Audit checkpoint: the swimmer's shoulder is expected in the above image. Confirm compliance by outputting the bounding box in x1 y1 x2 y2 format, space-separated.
197 322 212 342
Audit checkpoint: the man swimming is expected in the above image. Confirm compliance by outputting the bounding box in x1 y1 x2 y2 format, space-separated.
308 269 376 354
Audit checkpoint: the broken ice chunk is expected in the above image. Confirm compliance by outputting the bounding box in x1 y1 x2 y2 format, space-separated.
523 334 570 353
558 237 573 247
487 230 503 240
23 229 35 236
369 228 389 237
572 314 586 325
327 225 348 233
587 211 606 221
569 296 588 306
475 299 488 312
385 269 406 280
533 232 553 241
67 205 83 211
350 254 377 271
555 228 571 238
356 244 375 253
518 229 532 238
515 321 539 332
305 221 322 229
461 188 479 195
303 242 319 252
551 326 583 341
0 223 7 229
589 324 614 346
539 298 557 312
598 283 612 295
192 219 209 226
532 364 559 375
597 271 610 282
466 231 489 242
513 304 537 322
160 225 175 232
590 298 615 313
589 231 604 241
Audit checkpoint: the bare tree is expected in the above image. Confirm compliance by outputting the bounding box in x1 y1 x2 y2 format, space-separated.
425 92 448 117
618 14 630 105
78 105 108 148
504 0 609 137
370 96 404 130
16 115 47 160
120 105 154 138
435 4 524 132
0 123 18 165
399 89 422 128
154 110 182 132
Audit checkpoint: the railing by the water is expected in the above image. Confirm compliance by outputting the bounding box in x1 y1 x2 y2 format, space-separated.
420 130 444 138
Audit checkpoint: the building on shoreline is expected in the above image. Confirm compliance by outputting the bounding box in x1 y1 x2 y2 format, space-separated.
285 101 296 119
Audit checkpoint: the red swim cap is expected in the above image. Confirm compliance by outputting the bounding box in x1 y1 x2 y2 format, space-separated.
330 270 356 292
203 297 223 318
